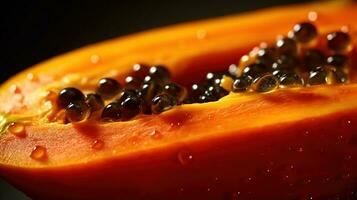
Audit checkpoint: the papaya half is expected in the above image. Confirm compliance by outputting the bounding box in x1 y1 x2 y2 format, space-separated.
1 1 357 199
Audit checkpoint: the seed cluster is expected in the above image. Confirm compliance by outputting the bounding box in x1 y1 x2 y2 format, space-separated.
56 22 353 123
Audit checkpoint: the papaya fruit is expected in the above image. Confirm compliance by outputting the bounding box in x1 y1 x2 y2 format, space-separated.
1 1 357 199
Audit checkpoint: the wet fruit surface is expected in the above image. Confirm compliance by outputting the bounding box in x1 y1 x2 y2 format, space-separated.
0 1 357 200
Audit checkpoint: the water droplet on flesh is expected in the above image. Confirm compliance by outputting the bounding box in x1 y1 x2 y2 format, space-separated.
92 139 104 150
177 150 193 165
8 122 26 137
30 145 47 161
150 130 162 140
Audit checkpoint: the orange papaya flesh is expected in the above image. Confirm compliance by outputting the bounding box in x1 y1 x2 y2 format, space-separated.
1 1 357 199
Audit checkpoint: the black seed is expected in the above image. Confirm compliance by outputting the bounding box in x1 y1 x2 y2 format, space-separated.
327 54 349 68
256 47 278 67
308 67 328 85
243 63 269 79
125 76 142 89
206 72 224 84
132 63 150 79
182 97 195 104
232 75 253 92
58 87 85 108
334 69 348 84
189 83 207 101
206 85 229 99
143 75 166 85
272 54 300 70
292 22 317 43
101 102 122 121
151 94 177 114
66 101 90 122
279 72 304 87
118 89 138 102
304 49 326 70
149 65 170 81
272 69 294 79
96 78 121 99
120 96 143 121
85 93 104 112
276 37 298 55
327 31 351 52
198 93 217 103
139 83 161 102
163 83 187 102
251 74 279 93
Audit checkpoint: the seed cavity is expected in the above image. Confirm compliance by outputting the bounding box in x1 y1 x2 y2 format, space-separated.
50 21 353 124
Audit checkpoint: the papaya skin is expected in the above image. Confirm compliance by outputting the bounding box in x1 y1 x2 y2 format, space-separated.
1 1 357 199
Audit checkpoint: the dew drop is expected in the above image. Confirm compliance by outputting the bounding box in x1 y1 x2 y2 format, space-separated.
308 11 318 22
92 139 104 150
230 192 241 200
150 130 162 140
297 147 304 153
30 145 47 161
8 122 26 137
90 54 100 64
9 85 21 94
177 150 193 165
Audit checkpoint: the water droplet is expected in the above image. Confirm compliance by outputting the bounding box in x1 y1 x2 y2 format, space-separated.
344 155 352 161
230 192 241 200
27 73 37 81
92 140 104 150
207 188 211 192
8 122 26 137
196 29 207 40
90 54 100 64
308 11 318 22
297 147 304 153
30 145 47 161
177 150 193 165
9 85 21 94
150 130 162 140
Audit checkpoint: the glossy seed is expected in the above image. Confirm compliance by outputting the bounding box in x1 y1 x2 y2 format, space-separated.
198 93 217 103
139 83 161 102
125 76 142 89
333 69 348 84
149 65 170 81
292 22 317 43
151 94 177 114
251 74 279 93
163 83 187 102
232 75 253 92
65 101 90 122
272 54 300 70
85 93 104 112
206 85 229 98
308 67 331 85
304 49 326 69
132 63 150 79
58 87 85 108
120 95 143 121
279 72 304 87
276 37 298 55
8 122 26 137
30 145 47 161
243 63 269 79
118 89 138 102
327 54 349 69
101 102 122 121
219 75 234 92
206 72 224 84
327 31 352 52
96 78 121 99
256 47 278 67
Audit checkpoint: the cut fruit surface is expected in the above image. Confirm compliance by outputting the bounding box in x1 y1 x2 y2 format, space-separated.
1 1 357 199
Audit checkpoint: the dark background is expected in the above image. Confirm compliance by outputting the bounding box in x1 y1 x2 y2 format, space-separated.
0 0 311 199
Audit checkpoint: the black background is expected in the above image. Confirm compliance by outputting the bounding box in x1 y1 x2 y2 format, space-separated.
0 0 310 199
